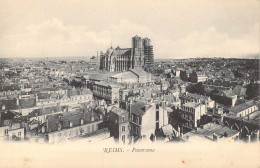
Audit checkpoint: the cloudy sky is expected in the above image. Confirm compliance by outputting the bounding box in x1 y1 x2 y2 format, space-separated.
0 0 259 59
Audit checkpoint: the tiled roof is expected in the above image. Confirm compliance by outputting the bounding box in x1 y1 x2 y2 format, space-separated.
130 101 152 117
232 85 247 96
197 123 239 138
29 106 64 118
222 90 236 98
130 68 150 77
46 108 101 133
230 100 257 114
182 102 200 108
110 106 128 116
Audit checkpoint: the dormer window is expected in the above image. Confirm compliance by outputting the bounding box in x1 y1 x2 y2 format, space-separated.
122 116 125 122
81 119 84 125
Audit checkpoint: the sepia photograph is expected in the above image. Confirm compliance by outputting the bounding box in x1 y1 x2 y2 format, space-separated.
0 0 259 167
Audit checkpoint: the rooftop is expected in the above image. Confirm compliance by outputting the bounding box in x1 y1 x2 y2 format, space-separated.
109 106 128 116
184 123 239 141
182 102 200 108
230 100 257 114
110 71 138 79
130 68 151 77
130 101 152 117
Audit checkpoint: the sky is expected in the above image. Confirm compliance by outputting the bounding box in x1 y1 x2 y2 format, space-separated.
0 0 259 59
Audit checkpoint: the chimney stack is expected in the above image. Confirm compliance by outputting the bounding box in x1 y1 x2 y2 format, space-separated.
144 104 150 111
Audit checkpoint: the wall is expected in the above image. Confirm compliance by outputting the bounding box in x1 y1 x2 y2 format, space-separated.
141 104 156 138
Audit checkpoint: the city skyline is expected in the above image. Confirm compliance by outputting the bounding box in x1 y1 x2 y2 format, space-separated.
0 0 259 59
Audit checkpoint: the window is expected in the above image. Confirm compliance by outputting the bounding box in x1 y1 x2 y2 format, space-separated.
122 135 125 142
136 127 140 134
4 129 8 136
122 116 125 122
87 125 90 133
58 124 62 130
122 126 125 132
136 117 139 124
18 132 21 137
130 115 133 121
156 111 159 121
92 124 94 131
130 125 133 131
4 120 10 126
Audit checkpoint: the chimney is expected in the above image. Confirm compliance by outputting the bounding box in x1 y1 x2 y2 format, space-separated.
247 134 251 143
16 97 19 106
213 133 218 141
91 111 95 122
42 125 46 133
81 119 84 125
2 105 5 110
144 104 150 111
178 126 181 137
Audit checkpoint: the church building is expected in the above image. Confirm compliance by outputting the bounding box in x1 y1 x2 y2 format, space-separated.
99 35 154 72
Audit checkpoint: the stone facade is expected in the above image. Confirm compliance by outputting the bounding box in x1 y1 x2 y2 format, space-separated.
99 35 154 72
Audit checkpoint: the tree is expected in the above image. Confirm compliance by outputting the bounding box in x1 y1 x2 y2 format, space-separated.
186 82 205 95
180 71 188 81
246 83 260 99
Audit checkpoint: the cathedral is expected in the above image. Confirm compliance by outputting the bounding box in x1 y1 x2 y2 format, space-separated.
99 35 154 72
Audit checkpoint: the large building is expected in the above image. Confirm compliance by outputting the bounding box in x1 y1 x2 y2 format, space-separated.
99 35 154 72
105 106 130 144
128 101 168 141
